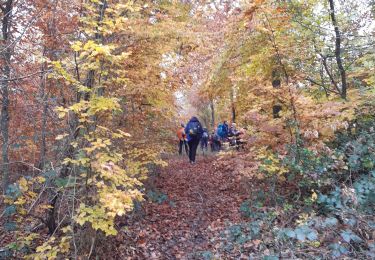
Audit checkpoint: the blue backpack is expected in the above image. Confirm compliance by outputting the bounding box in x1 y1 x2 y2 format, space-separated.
217 124 225 138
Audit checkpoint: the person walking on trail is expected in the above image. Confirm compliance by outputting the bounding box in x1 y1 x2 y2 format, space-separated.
228 122 241 149
228 122 239 137
223 121 229 138
217 120 229 140
209 129 221 152
200 127 209 153
177 123 188 155
184 116 203 164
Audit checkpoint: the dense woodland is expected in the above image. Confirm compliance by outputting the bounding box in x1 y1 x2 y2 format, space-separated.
0 0 374 259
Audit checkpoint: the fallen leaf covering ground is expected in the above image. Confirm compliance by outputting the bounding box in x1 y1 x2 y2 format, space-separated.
103 153 259 259
1 150 373 259
98 151 375 260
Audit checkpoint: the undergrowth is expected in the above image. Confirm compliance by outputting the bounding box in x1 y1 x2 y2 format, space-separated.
204 113 375 259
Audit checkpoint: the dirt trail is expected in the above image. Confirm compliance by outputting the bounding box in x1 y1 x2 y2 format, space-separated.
111 155 251 259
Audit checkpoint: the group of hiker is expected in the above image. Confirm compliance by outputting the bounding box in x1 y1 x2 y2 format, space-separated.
177 116 245 164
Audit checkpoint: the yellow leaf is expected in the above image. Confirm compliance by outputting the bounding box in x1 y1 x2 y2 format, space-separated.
37 176 46 183
56 134 68 140
19 177 28 192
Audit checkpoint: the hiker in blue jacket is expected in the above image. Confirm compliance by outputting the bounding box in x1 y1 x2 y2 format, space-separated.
217 120 229 140
185 116 203 164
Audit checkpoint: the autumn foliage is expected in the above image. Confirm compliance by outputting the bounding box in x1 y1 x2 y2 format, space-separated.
1 0 375 259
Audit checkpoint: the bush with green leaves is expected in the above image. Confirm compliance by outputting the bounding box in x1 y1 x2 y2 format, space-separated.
251 112 375 258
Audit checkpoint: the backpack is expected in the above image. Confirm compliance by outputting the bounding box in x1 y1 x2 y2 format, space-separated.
189 121 202 138
202 131 209 139
217 124 225 137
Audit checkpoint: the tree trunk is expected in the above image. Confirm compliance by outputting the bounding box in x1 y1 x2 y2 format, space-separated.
1 0 13 193
38 59 48 169
230 87 236 123
328 0 347 99
210 99 215 128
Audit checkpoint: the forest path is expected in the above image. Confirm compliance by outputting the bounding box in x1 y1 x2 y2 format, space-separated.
114 154 252 259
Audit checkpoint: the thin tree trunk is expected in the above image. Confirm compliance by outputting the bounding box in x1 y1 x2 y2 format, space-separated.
40 87 48 168
38 58 48 169
1 0 13 193
210 99 215 128
60 0 107 178
230 87 236 123
328 0 347 99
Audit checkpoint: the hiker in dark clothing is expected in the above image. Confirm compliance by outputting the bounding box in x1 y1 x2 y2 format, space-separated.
209 130 221 152
228 122 241 149
223 121 229 138
185 116 203 164
201 128 209 153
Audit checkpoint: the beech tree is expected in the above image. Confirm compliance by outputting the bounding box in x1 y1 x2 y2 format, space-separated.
0 0 13 192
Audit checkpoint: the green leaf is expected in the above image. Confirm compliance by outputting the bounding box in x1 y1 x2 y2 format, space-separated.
295 229 306 241
263 256 279 260
323 217 338 227
284 229 296 238
4 222 17 231
341 230 363 243
54 178 69 188
329 243 348 257
4 205 16 217
307 230 318 241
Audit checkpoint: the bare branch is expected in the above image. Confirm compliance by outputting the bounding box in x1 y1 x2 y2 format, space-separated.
0 70 52 82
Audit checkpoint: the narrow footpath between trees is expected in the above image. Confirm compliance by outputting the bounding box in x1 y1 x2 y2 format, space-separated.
105 154 258 259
